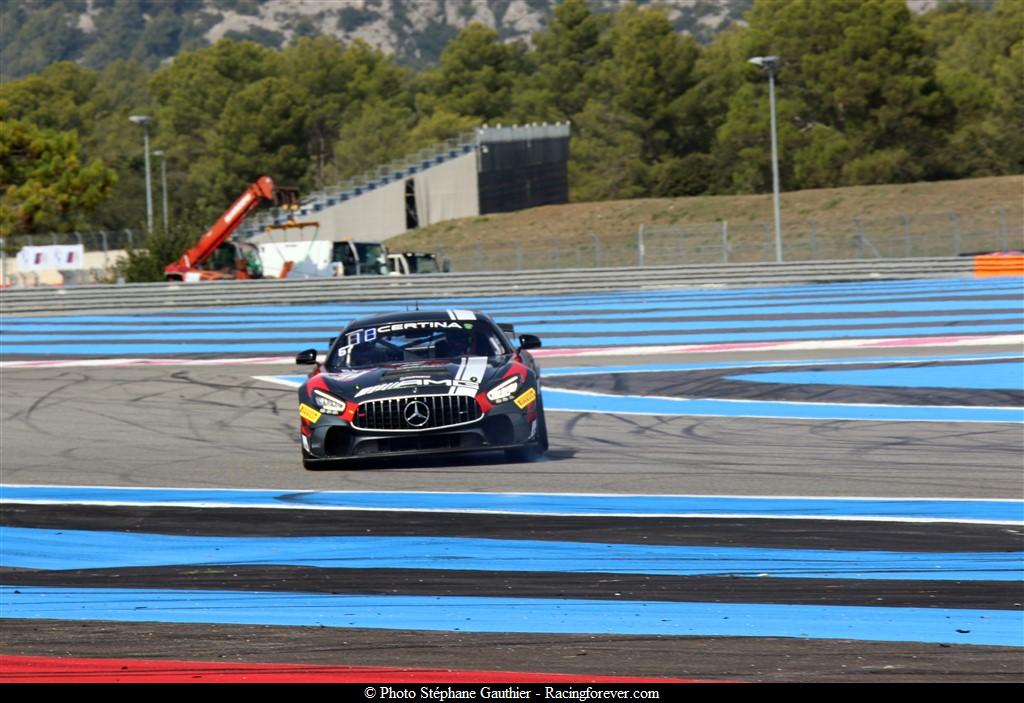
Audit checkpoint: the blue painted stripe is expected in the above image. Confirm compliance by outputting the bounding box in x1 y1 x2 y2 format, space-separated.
4 294 1021 329
2 586 1019 646
542 388 1024 423
163 279 1024 315
3 485 1020 523
3 279 1020 326
729 362 1024 391
4 527 1019 580
97 293 1024 318
4 312 1020 337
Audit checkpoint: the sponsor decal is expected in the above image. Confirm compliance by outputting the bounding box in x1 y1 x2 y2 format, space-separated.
514 387 537 409
346 321 463 346
355 358 489 398
299 403 322 424
354 378 478 398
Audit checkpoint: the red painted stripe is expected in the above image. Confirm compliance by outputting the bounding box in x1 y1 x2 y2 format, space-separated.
0 655 719 684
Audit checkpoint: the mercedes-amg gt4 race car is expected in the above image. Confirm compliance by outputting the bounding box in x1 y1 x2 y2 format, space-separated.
295 309 547 468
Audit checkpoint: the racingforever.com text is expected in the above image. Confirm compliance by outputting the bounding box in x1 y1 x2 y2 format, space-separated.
364 687 662 700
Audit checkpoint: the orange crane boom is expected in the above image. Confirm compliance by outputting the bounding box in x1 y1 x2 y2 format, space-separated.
164 176 299 280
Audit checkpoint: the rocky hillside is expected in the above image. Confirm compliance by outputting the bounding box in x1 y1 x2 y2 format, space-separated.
3 0 957 80
196 0 756 59
2 0 762 80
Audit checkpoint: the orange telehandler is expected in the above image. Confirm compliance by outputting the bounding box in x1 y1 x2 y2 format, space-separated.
164 176 300 281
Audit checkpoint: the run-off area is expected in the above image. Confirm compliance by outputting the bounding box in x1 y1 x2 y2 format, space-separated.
2 276 1023 681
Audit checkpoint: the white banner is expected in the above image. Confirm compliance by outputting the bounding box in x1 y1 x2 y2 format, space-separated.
16 245 86 271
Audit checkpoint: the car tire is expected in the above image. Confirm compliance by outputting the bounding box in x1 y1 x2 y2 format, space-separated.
536 395 549 452
505 393 547 462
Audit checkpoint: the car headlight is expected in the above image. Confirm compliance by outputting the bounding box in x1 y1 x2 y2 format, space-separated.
486 377 520 403
312 389 347 414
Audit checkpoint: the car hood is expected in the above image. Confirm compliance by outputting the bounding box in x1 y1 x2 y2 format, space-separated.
317 355 516 401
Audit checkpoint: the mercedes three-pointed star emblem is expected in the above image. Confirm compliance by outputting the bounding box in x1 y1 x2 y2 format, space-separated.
404 399 430 427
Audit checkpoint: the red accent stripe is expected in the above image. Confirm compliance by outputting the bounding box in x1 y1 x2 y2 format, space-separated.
504 361 529 382
0 655 719 684
305 374 329 394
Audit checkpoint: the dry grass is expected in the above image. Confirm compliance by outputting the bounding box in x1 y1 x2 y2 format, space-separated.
388 175 1023 256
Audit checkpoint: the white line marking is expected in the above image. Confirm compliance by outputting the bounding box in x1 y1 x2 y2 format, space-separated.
3 483 1018 502
544 354 1024 376
0 357 295 369
544 386 1024 412
545 406 1023 424
1 498 1018 525
253 375 303 388
532 334 1024 358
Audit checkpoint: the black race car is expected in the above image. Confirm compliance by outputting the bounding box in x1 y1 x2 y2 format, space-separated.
295 309 547 468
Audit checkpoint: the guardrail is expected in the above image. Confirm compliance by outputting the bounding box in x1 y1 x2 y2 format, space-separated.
0 258 976 316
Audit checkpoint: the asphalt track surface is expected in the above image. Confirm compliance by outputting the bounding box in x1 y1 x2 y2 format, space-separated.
2 278 1023 682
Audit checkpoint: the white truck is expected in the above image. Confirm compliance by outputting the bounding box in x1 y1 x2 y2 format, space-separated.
387 251 451 275
257 240 390 278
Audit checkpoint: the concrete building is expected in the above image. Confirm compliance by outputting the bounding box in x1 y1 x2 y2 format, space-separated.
242 123 571 246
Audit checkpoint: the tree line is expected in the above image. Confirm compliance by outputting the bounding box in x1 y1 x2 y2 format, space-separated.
1 0 1021 238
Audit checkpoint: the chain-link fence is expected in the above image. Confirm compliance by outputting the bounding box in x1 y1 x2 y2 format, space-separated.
441 207 1021 272
3 207 1021 285
642 208 1019 266
2 230 141 252
434 235 644 272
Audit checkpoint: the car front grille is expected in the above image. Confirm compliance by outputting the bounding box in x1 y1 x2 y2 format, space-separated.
354 394 482 431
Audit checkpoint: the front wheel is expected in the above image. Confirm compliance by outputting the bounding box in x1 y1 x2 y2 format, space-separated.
505 395 547 462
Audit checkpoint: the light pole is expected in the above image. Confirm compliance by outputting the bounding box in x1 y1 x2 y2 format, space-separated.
748 56 783 262
153 149 169 231
129 115 153 232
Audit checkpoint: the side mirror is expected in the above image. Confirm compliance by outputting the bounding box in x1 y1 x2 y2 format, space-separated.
518 334 541 351
295 348 318 365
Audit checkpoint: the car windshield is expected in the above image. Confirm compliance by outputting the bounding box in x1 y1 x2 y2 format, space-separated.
327 320 511 369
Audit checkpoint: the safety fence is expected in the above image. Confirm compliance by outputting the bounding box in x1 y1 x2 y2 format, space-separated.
2 206 1019 286
438 207 1020 272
